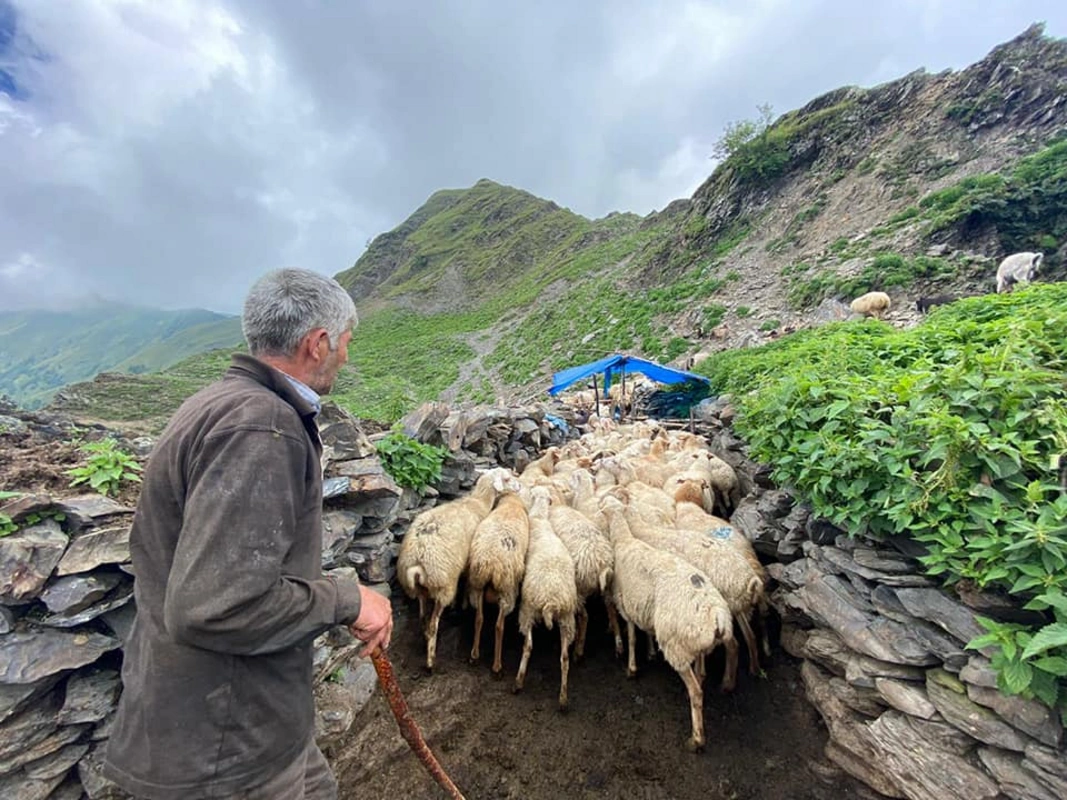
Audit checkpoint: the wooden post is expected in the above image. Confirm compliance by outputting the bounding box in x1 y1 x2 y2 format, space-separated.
592 374 601 419
621 369 627 423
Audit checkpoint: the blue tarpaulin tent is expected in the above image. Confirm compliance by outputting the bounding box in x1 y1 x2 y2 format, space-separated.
547 354 710 396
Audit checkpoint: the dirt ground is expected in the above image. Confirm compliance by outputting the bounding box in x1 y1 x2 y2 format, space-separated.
0 423 143 507
332 598 872 800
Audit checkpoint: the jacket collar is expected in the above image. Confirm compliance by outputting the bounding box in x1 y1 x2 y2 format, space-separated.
226 353 321 421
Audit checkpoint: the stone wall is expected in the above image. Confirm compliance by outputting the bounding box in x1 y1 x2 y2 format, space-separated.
0 401 575 799
709 412 1067 800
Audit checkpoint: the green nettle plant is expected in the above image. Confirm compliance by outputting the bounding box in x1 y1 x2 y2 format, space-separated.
696 284 1067 719
375 431 449 491
66 438 143 497
0 491 21 538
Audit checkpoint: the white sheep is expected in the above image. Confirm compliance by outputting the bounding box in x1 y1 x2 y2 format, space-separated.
849 291 891 319
996 251 1043 293
601 498 734 751
467 490 530 674
397 466 520 670
515 486 579 711
519 445 562 487
546 493 615 660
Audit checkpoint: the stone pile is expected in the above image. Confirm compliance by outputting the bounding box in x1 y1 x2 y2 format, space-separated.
710 405 1067 800
0 399 577 798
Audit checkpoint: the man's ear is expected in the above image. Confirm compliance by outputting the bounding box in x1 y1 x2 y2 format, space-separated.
302 328 329 362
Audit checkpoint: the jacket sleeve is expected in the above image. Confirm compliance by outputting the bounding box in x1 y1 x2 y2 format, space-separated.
162 425 363 656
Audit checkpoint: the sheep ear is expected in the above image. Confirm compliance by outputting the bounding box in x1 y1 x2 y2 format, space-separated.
492 470 506 493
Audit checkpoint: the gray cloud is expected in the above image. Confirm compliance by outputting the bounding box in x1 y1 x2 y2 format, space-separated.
1 0 1065 313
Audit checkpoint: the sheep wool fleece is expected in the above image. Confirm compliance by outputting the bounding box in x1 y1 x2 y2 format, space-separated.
104 353 363 800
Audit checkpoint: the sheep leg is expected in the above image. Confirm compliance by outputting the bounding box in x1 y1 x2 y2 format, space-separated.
492 604 507 675
425 600 444 672
626 621 638 678
417 592 426 623
559 618 575 712
696 653 705 681
680 663 706 752
575 606 589 661
606 599 623 657
738 612 761 675
722 630 739 692
647 631 657 662
469 589 484 664
514 627 534 693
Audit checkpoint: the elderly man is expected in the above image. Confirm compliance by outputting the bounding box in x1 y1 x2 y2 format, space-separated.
105 268 393 799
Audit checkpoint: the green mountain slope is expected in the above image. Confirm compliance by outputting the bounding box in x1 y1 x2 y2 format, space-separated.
47 24 1067 431
0 305 242 409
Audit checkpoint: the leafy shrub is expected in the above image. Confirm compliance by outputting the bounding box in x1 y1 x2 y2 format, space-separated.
736 306 752 318
66 439 143 497
759 318 781 332
375 431 449 490
696 284 1067 715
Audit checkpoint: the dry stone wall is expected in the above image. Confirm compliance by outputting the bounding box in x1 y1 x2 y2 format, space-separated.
707 408 1067 800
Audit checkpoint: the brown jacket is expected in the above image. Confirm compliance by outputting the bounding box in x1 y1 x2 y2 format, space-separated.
104 354 363 799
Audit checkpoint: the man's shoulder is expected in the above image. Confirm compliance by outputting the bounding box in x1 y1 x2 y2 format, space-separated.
165 374 306 444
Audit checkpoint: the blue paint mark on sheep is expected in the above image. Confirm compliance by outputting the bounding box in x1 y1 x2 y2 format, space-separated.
706 526 733 540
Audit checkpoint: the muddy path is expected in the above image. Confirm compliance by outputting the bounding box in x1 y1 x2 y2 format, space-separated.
332 597 871 800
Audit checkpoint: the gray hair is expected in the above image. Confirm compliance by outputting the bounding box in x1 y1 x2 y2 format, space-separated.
242 268 357 357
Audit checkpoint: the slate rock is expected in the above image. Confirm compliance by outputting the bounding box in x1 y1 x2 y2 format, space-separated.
321 509 361 564
850 547 918 574
55 496 132 531
40 583 133 628
58 669 121 726
314 660 378 744
967 683 1063 748
978 747 1060 800
905 714 980 755
959 655 999 689
0 629 120 685
317 402 375 462
894 587 985 645
800 661 904 797
0 675 60 725
956 583 1049 627
322 476 351 500
865 710 1000 800
54 524 131 576
399 402 450 446
926 668 1032 751
806 516 844 545
99 602 137 643
0 722 89 776
78 743 129 799
0 689 61 761
798 575 938 666
0 520 69 605
874 677 938 719
39 573 122 615
0 605 14 634
0 768 68 800
1022 742 1067 799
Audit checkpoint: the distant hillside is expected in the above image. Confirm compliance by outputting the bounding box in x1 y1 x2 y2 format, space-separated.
0 305 242 409
49 24 1067 429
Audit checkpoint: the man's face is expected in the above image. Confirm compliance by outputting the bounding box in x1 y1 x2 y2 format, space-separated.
309 328 352 395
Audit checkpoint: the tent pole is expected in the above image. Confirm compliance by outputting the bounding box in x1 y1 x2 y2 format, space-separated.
621 369 627 423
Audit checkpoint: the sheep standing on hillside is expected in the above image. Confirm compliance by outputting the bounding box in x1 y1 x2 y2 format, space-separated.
397 467 520 670
849 291 891 319
515 487 579 710
467 491 530 674
996 251 1043 293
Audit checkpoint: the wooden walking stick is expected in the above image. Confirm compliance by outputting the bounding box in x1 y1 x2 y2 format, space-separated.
369 648 467 800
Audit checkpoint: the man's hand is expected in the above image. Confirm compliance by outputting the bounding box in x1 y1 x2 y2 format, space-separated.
350 585 393 657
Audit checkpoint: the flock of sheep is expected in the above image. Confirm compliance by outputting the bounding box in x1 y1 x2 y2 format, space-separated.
396 418 767 752
848 249 1046 320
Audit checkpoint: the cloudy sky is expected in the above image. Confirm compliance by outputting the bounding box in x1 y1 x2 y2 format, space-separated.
1 1 1064 313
